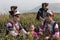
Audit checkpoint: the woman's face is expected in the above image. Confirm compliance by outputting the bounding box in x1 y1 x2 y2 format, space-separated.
13 15 20 22
45 16 51 22
43 5 48 9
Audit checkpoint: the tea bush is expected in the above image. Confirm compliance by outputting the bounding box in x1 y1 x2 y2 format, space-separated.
0 13 60 40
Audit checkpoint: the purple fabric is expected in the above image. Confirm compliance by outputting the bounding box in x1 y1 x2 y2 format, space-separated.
54 24 59 37
6 22 13 31
6 23 12 27
32 32 38 37
55 32 59 38
39 28 43 32
39 23 44 32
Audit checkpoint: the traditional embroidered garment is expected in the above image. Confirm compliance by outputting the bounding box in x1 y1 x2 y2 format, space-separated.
39 20 59 37
6 20 27 37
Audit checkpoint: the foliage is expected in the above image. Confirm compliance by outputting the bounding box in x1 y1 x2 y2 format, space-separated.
0 13 60 40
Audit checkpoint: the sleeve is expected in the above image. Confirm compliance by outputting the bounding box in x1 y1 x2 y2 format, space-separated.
38 9 42 17
6 23 13 31
20 28 27 35
38 9 44 20
54 24 59 38
19 23 27 34
36 9 41 20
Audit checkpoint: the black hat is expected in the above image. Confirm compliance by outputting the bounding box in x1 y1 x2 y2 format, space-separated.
10 6 17 10
46 13 51 17
9 11 14 16
9 11 20 17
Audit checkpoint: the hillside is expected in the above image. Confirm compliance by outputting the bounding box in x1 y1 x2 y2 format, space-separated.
29 3 60 13
0 13 60 40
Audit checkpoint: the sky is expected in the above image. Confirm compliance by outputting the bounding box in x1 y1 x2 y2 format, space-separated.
0 0 60 13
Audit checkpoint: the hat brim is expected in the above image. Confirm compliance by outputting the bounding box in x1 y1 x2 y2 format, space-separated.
14 14 20 16
13 14 20 17
46 13 51 17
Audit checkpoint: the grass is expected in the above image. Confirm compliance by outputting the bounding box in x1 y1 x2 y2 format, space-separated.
0 12 60 40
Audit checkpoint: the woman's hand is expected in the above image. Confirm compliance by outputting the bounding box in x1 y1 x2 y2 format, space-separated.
44 36 50 40
39 32 43 36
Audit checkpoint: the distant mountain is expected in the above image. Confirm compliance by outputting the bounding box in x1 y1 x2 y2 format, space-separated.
29 5 41 12
29 3 60 13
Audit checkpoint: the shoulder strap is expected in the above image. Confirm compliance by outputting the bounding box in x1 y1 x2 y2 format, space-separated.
19 23 23 30
43 20 46 28
52 22 56 34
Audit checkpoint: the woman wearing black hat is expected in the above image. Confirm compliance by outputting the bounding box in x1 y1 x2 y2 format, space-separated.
9 6 17 18
6 11 27 37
